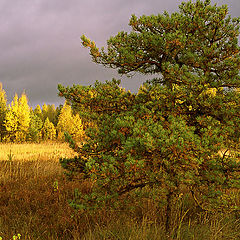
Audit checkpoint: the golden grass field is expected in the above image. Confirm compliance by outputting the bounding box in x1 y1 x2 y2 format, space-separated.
0 142 77 162
0 143 239 239
0 142 77 185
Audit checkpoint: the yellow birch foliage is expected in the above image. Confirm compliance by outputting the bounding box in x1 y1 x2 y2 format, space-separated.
47 104 57 125
4 93 30 142
41 117 56 140
0 83 7 140
42 103 48 121
57 102 84 141
34 104 42 119
71 113 85 140
41 103 57 125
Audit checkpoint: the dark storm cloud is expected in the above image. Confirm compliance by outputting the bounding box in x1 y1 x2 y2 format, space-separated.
0 0 239 106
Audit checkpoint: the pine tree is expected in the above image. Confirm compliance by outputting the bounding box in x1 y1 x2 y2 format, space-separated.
59 0 240 232
0 83 7 141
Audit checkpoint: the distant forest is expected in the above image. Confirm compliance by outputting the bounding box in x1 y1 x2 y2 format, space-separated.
0 83 84 143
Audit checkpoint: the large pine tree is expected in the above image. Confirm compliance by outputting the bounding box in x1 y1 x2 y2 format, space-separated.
59 0 240 232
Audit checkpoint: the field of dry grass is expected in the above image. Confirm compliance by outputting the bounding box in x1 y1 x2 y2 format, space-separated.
0 143 239 239
0 142 77 185
0 142 77 162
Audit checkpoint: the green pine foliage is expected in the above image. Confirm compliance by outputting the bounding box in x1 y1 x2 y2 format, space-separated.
59 0 240 232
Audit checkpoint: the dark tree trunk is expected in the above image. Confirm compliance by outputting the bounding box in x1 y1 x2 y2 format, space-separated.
165 191 173 234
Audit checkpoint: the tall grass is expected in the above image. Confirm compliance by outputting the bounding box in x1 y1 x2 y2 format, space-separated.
0 142 77 162
0 143 239 239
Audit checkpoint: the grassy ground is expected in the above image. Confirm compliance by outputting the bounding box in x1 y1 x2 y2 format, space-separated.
0 142 77 162
0 143 239 239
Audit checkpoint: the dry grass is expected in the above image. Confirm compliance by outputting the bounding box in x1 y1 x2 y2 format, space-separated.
0 142 77 162
0 143 239 239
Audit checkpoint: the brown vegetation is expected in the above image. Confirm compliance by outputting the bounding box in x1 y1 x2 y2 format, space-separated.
0 143 239 239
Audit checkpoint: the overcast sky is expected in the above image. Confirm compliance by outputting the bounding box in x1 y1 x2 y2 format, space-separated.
0 0 239 107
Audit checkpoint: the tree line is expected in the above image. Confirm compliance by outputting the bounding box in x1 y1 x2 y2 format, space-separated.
0 83 84 143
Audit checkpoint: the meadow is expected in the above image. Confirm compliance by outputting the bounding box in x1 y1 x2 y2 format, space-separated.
0 142 77 162
0 143 239 240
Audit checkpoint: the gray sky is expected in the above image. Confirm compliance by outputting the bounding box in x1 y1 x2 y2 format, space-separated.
0 0 239 107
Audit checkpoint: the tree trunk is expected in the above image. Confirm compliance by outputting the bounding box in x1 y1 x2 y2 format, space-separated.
165 191 173 234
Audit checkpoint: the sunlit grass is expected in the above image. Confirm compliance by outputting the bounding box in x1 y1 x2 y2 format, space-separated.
0 142 77 161
0 142 77 183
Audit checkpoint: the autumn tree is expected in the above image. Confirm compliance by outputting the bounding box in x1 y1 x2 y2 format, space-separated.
56 102 72 140
41 103 57 125
27 110 43 142
57 102 84 141
41 117 56 141
47 104 57 125
5 93 31 142
33 105 43 120
59 0 240 233
0 83 7 141
42 103 48 122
